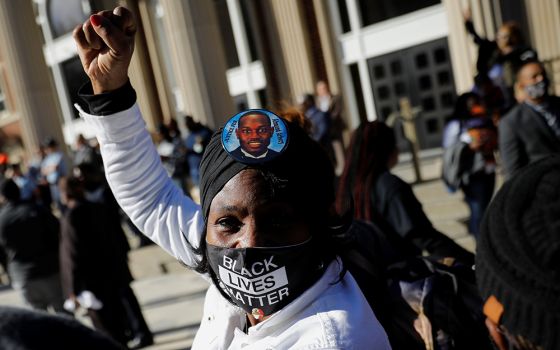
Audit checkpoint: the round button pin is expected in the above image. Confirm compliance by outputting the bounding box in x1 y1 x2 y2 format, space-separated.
221 109 289 164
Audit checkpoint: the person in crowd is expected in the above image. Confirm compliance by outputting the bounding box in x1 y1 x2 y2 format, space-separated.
40 137 67 212
156 123 187 192
0 179 66 314
0 306 126 350
73 134 102 170
499 60 560 179
315 80 346 175
300 93 333 162
75 163 154 348
337 121 474 265
184 115 212 190
4 163 37 202
0 247 6 286
58 176 133 347
0 153 8 181
476 155 560 350
471 73 505 125
166 118 182 141
0 156 6 279
464 8 537 111
73 7 391 349
442 93 497 237
28 146 52 208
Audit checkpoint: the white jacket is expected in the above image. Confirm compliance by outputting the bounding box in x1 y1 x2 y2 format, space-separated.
79 103 391 349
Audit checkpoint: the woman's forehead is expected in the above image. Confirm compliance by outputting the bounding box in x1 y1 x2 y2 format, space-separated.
211 170 269 205
209 169 299 215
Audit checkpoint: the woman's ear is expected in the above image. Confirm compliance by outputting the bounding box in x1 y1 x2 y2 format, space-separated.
485 317 508 350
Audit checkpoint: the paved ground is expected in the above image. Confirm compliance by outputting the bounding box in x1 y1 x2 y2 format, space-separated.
0 150 498 349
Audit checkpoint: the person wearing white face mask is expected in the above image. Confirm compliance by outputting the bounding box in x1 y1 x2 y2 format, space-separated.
72 7 391 349
499 60 560 179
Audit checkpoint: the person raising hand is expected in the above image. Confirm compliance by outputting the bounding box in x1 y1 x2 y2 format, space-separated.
72 6 391 350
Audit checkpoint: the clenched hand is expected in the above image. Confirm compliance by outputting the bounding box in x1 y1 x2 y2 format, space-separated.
73 7 137 94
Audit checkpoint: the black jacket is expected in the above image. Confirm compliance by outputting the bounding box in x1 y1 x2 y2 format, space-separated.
59 200 132 298
0 201 60 285
229 147 279 162
499 96 560 179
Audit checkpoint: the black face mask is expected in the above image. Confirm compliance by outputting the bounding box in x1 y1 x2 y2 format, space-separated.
206 239 325 320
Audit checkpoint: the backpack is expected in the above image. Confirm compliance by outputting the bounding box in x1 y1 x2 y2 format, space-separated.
339 220 493 350
441 141 470 193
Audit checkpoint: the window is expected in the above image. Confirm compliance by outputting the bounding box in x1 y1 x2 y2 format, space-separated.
377 86 390 100
47 0 91 39
373 64 385 79
258 89 267 109
437 71 450 85
215 0 240 68
234 93 248 112
381 106 393 120
433 47 447 64
349 64 367 123
60 57 89 119
440 92 454 108
337 0 351 33
359 0 440 27
421 97 435 112
419 75 432 90
394 81 406 96
426 118 439 133
415 53 428 69
390 60 402 76
240 0 259 62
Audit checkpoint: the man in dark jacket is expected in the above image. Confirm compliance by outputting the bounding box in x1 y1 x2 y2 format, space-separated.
499 60 560 179
76 163 154 348
0 179 66 313
58 176 132 346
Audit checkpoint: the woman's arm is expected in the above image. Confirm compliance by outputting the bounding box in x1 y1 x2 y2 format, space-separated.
73 7 204 268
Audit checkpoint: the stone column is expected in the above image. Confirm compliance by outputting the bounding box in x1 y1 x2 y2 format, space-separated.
0 0 65 155
97 0 163 131
124 0 163 131
159 0 234 128
442 0 478 93
525 0 560 94
137 0 176 124
269 0 317 101
243 1 292 109
312 0 342 94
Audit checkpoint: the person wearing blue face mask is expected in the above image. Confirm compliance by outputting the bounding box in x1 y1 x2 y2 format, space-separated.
499 60 560 179
72 7 391 349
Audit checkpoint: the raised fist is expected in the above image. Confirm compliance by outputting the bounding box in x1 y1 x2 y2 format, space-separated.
73 7 137 94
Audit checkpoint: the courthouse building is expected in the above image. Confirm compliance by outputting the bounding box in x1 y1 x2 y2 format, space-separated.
0 0 559 162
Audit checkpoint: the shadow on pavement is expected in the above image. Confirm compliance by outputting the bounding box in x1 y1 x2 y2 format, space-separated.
152 322 200 337
142 289 207 310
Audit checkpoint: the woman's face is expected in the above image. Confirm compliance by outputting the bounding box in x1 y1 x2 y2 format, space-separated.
206 169 311 248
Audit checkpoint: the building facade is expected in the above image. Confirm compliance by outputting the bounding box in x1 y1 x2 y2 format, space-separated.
1 0 559 163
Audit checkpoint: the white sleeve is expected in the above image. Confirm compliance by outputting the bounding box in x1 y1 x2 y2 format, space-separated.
77 103 205 269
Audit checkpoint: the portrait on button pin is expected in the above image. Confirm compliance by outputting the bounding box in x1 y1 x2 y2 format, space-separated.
221 110 289 163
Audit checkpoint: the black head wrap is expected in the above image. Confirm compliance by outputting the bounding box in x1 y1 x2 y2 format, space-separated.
199 116 335 224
